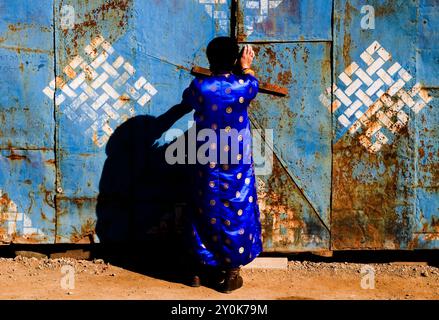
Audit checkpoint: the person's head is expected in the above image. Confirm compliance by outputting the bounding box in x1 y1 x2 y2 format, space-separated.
206 36 239 74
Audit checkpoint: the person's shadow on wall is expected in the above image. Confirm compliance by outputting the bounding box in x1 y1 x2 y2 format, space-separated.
95 103 195 284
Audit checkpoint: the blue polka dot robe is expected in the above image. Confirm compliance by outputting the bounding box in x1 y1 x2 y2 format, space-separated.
182 72 263 269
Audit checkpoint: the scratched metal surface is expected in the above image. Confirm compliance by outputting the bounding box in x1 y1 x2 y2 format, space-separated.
331 0 438 249
0 150 56 244
249 43 332 251
52 0 229 243
237 0 332 42
414 0 439 248
0 0 437 251
237 0 332 251
0 1 56 244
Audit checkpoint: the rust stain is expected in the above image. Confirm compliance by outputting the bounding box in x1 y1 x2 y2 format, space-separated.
342 33 352 66
332 122 415 249
0 192 37 244
0 227 9 243
342 1 353 66
56 197 96 213
264 46 277 64
374 3 397 17
423 233 439 241
119 94 130 102
0 45 52 54
0 23 51 57
0 192 12 214
70 218 96 244
8 235 44 244
257 155 306 249
8 24 19 32
320 43 332 90
290 45 310 65
43 190 54 209
7 23 51 33
6 153 28 161
236 0 246 42
59 0 133 68
415 137 438 190
45 159 56 165
419 147 425 158
290 45 310 64
63 65 76 79
72 198 87 207
252 45 261 57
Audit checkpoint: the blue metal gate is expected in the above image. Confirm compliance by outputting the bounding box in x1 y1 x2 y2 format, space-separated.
0 0 437 251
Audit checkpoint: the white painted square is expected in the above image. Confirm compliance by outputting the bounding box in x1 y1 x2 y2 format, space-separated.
338 114 351 127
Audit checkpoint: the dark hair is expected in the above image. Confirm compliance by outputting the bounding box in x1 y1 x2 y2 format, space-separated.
206 37 239 73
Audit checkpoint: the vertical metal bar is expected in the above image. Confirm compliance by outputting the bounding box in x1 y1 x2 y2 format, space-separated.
231 0 238 40
329 0 335 249
52 0 59 244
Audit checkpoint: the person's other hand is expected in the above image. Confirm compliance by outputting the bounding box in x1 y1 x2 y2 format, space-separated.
240 44 255 69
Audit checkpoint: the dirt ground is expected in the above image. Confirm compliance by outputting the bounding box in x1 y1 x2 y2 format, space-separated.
0 255 438 300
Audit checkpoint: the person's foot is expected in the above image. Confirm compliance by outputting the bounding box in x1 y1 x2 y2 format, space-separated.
218 267 243 293
204 268 225 287
185 265 227 288
184 261 203 287
189 275 201 287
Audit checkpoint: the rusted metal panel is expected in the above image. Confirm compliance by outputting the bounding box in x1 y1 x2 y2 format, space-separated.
249 43 332 234
414 1 439 239
1 0 437 251
0 1 56 244
414 88 439 236
0 150 56 244
52 0 229 243
55 197 98 243
331 0 438 249
417 0 439 88
0 1 54 148
131 0 231 71
237 0 332 42
237 0 332 251
256 151 330 252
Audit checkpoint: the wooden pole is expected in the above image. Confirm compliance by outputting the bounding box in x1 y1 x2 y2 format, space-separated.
191 66 288 97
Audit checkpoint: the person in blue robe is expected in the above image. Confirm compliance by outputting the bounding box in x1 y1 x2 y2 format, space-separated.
181 37 262 293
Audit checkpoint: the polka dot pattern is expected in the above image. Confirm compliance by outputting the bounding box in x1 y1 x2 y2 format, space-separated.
182 73 262 269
